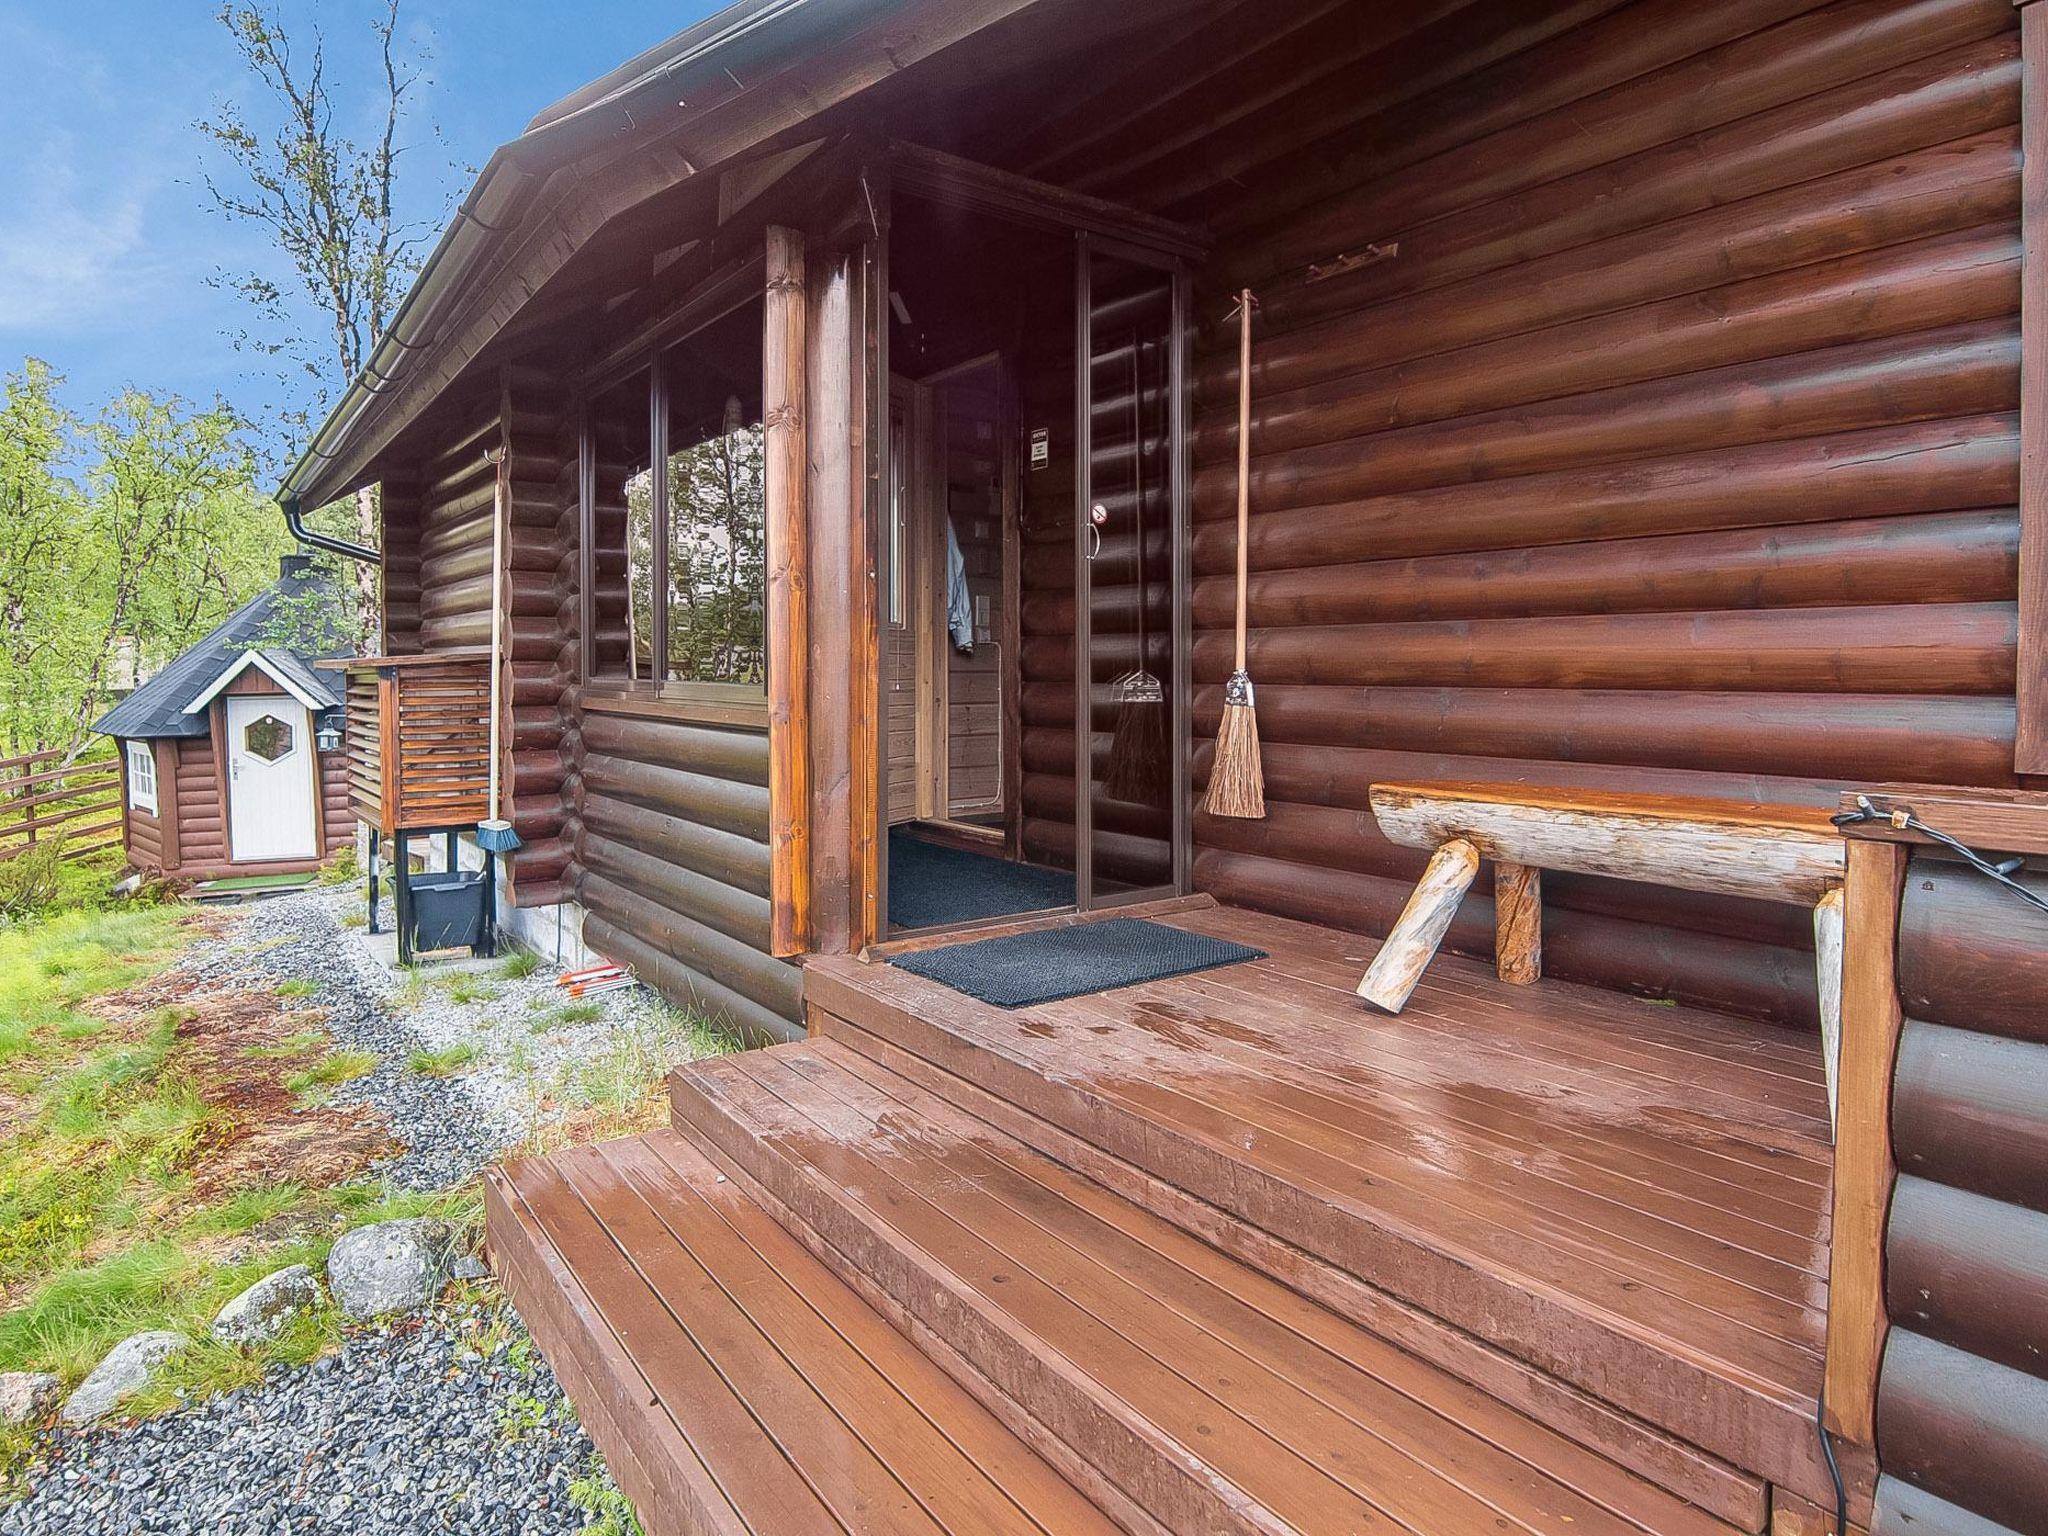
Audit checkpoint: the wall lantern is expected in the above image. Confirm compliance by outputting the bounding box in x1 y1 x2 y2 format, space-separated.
314 709 344 754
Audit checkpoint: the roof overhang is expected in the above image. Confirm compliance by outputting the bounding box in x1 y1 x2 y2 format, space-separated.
277 0 1057 514
183 650 331 717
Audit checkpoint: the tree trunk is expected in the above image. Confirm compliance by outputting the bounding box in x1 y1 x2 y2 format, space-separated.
355 483 380 654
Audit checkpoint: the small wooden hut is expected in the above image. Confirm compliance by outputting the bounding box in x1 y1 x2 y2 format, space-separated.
272 3 2048 1533
92 555 351 882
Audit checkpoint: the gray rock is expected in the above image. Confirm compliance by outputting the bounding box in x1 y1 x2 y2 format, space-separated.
326 1219 452 1319
0 1370 60 1427
59 1331 189 1425
449 1253 489 1282
213 1264 322 1346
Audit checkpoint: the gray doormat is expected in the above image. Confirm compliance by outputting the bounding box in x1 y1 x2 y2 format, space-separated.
888 917 1265 1009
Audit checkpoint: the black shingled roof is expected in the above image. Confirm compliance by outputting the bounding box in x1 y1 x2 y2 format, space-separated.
91 556 345 741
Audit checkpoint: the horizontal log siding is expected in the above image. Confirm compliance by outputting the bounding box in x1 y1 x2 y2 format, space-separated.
169 735 223 872
570 710 800 1044
1008 0 2023 1025
377 377 571 905
552 341 796 1036
498 371 575 906
1875 857 2048 1536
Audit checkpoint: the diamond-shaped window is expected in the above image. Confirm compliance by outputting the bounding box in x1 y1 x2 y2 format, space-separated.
244 714 293 763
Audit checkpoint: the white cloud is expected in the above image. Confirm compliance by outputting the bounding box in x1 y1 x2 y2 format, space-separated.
0 133 162 332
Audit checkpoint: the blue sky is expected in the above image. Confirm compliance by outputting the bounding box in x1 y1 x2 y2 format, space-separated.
0 0 724 442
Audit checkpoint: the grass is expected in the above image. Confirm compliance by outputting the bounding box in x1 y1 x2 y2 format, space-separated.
523 1003 742 1155
274 978 318 999
531 1001 604 1032
497 951 541 980
194 873 315 895
0 898 494 1487
406 1042 479 1078
438 973 501 1006
283 1050 378 1100
569 1459 645 1536
0 884 706 1536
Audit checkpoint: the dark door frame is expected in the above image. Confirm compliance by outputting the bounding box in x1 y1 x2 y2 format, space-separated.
866 142 1203 935
1073 234 1192 912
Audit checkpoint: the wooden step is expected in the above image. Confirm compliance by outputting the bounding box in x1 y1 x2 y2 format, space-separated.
671 1038 1751 1536
486 1130 1128 1536
802 903 1856 1513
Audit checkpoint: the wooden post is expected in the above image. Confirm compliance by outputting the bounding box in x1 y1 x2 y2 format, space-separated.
2020 0 2048 772
1494 860 1541 985
804 244 859 956
1822 837 1909 1444
765 224 812 957
1357 837 1480 1014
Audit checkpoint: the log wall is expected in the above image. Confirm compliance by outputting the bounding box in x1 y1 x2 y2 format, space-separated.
378 354 800 1034
381 375 575 907
1000 0 2026 1024
1871 857 2048 1536
571 708 801 1043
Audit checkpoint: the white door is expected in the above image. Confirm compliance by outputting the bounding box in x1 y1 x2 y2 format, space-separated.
225 696 318 862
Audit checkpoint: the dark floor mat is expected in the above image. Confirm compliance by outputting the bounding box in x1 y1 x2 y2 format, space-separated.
888 828 1073 930
888 917 1264 1008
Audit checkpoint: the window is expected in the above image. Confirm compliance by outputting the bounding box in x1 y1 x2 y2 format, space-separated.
585 291 768 707
126 742 157 815
243 714 294 762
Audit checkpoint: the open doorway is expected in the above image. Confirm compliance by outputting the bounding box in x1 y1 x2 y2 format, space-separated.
878 172 1191 937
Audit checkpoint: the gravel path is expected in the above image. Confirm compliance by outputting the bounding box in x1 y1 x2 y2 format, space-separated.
174 887 521 1191
0 1300 610 1536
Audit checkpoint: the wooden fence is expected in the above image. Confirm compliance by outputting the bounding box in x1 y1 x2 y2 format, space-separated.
0 748 124 864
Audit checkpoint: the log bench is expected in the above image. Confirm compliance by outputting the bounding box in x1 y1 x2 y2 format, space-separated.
1359 781 1849 1124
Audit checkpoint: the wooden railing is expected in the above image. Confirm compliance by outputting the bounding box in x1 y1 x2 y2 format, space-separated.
0 748 124 863
318 652 493 836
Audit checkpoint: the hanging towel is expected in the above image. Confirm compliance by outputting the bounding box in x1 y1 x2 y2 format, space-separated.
945 517 975 653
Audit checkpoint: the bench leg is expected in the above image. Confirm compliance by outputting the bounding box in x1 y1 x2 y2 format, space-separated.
1358 838 1480 1014
1495 861 1542 985
1814 884 1846 1136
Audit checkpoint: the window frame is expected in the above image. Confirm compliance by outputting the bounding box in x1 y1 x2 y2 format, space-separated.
126 742 158 816
577 254 772 727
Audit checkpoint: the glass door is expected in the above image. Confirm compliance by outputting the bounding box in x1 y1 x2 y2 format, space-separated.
1075 237 1189 909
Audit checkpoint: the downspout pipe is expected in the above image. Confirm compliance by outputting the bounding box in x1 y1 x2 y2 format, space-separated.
279 495 379 564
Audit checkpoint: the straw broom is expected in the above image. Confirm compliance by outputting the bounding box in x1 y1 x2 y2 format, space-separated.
1204 288 1264 819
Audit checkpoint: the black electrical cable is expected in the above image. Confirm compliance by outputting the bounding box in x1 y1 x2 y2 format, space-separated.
1815 1387 1848 1536
1831 794 2048 917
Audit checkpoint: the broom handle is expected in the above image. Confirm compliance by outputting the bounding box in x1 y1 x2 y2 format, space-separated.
1234 288 1252 675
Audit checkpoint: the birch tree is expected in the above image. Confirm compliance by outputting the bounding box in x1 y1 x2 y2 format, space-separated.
198 0 442 652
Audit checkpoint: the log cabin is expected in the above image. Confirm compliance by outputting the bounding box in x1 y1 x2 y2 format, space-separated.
92 555 351 883
276 2 2048 1532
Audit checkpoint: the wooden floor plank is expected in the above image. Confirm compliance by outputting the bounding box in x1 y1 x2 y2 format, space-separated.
1090 966 1828 1252
813 955 1825 1387
1139 952 1831 1234
795 1039 1743 1536
609 1135 1124 1536
1043 979 1829 1303
680 1053 1394 1535
801 901 1844 1503
494 1153 839 1536
675 1039 1749 1536
489 1133 1124 1536
815 1009 1773 1531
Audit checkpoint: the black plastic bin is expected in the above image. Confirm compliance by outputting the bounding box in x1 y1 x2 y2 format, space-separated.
408 870 487 953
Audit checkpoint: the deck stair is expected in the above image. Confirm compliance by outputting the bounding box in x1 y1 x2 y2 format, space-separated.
488 904 1857 1536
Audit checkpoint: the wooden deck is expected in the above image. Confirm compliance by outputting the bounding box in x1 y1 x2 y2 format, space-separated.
809 905 1841 1505
490 901 1864 1535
